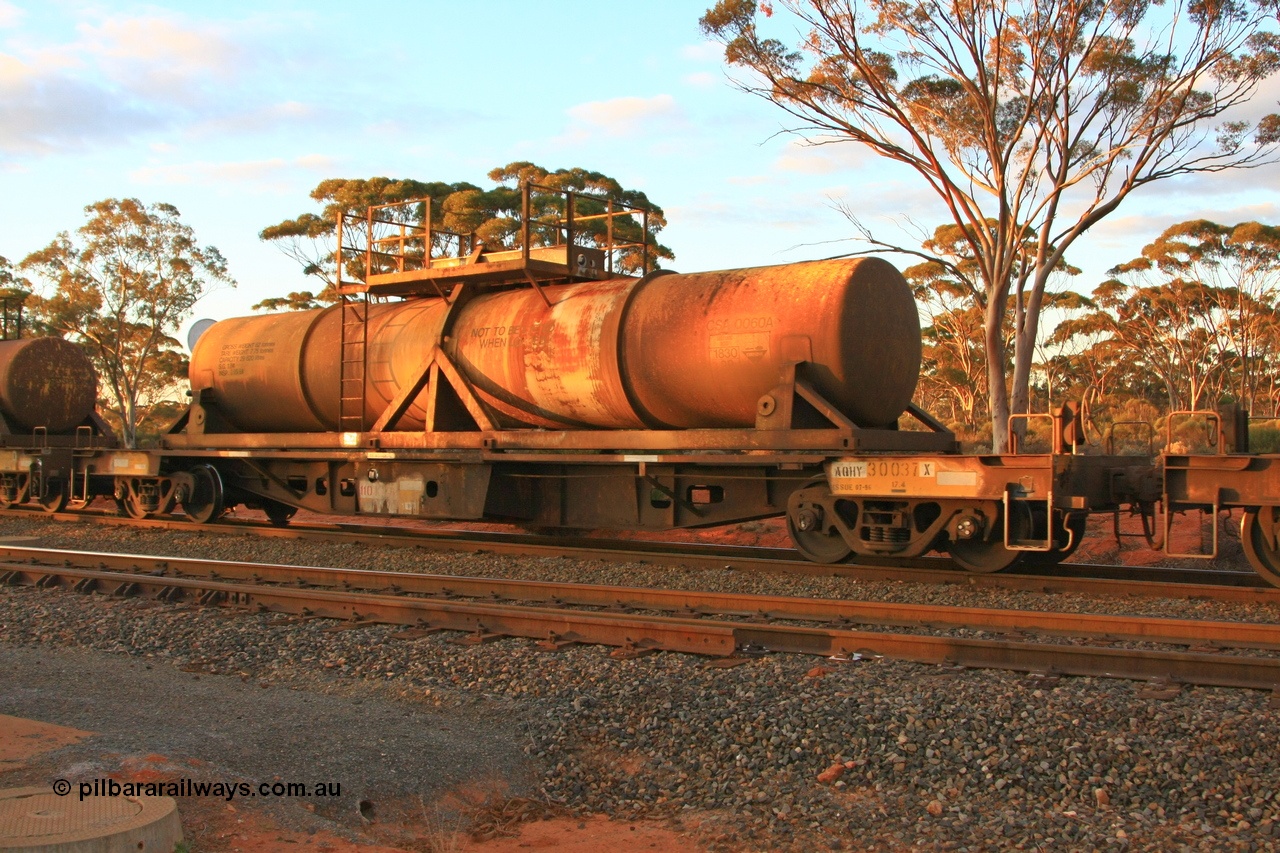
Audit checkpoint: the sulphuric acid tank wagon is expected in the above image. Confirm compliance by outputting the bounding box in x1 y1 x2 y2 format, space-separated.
0 185 1224 586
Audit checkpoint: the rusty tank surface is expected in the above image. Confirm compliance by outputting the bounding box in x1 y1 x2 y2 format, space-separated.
189 257 921 433
0 337 97 433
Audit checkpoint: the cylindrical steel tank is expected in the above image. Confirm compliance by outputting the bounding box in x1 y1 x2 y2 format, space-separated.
0 337 97 432
620 259 920 428
189 257 921 433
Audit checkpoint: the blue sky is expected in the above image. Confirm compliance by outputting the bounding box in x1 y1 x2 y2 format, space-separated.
4 0 1280 344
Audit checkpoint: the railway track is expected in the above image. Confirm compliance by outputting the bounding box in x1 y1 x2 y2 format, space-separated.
3 505 1275 604
3 545 1279 691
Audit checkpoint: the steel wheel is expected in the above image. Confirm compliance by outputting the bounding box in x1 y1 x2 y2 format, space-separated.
262 499 297 527
1241 507 1280 589
36 481 68 514
181 464 225 524
786 480 853 564
948 505 1025 574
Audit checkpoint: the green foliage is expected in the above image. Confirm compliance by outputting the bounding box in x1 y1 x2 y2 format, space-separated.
20 199 233 447
1249 425 1280 454
0 255 30 295
911 215 1280 446
0 256 31 337
1089 398 1161 456
117 397 188 448
906 221 1085 435
1050 219 1280 418
251 291 328 313
256 163 673 309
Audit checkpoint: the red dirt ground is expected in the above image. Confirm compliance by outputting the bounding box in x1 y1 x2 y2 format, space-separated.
0 714 705 852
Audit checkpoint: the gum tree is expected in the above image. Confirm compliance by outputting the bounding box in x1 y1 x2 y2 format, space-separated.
1130 220 1280 410
21 199 233 447
701 0 1280 449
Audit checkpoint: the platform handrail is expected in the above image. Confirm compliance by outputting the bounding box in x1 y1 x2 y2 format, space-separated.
1164 409 1222 455
1007 412 1057 456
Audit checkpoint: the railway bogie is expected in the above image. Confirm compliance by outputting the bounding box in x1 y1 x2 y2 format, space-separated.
785 411 1160 572
1160 407 1280 585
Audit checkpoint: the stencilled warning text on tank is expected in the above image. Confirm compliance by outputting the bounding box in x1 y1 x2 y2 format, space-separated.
471 326 527 349
217 341 277 377
708 316 773 363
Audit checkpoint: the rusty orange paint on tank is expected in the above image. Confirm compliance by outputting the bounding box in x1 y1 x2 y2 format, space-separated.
0 337 97 433
189 257 920 432
620 258 919 428
447 279 643 429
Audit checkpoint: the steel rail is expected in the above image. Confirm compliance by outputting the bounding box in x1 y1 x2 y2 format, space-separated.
3 506 1275 602
2 545 1278 650
3 561 1278 691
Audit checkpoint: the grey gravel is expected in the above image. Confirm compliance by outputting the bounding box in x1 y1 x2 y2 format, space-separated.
2 513 1280 852
0 643 530 834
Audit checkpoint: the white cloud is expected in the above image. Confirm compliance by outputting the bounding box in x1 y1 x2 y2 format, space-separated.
295 153 336 170
1096 202 1280 246
681 41 724 62
0 52 28 85
683 71 718 88
566 94 683 137
552 94 687 147
0 51 162 155
187 101 321 138
0 10 314 156
773 137 873 174
131 154 339 188
0 2 22 29
77 15 245 97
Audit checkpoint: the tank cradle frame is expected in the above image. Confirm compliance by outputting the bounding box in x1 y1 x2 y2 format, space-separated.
161 359 957 532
